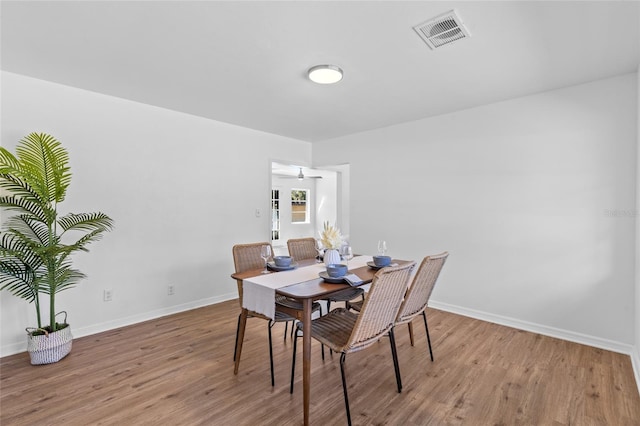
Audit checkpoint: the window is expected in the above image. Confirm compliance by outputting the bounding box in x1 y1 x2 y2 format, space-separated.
291 189 309 223
271 189 280 240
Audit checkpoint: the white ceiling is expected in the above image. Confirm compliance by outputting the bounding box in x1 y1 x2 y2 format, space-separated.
272 162 328 179
2 1 639 142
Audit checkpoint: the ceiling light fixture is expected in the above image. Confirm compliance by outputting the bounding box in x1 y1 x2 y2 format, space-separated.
308 65 343 84
297 168 305 180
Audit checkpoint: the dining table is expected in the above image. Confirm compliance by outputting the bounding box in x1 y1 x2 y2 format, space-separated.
231 255 408 426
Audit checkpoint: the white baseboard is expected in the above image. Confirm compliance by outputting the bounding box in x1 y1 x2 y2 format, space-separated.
631 347 640 397
0 293 237 358
428 299 634 355
2 341 29 358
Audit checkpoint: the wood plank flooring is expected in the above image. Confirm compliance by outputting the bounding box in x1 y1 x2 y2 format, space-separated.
1 300 639 425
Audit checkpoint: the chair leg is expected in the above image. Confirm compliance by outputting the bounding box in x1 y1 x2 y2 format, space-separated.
339 353 352 426
318 306 325 360
422 311 434 362
290 328 298 394
327 300 333 356
285 320 297 339
268 321 275 387
388 328 403 393
234 313 241 361
407 322 415 346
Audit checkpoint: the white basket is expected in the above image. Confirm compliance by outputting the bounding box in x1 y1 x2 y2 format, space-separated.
26 312 73 365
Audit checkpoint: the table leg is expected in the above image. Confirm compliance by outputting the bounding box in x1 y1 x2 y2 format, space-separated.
234 308 248 374
302 298 312 426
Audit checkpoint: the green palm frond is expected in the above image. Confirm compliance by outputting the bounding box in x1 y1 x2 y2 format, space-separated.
58 212 114 233
5 215 51 246
0 145 47 204
0 195 49 222
0 146 23 173
62 229 106 254
0 234 41 303
0 233 44 269
0 271 38 302
0 173 43 204
38 264 86 295
14 133 71 204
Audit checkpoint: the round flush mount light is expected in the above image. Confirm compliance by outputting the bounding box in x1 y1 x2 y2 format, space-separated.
308 65 343 84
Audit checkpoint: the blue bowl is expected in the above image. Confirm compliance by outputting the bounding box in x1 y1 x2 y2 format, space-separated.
326 263 348 278
273 256 292 267
373 255 391 267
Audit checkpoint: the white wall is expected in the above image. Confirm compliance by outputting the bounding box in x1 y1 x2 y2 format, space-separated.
313 170 338 238
0 72 312 356
314 73 638 352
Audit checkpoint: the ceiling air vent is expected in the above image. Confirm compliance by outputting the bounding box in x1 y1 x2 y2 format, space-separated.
413 10 470 50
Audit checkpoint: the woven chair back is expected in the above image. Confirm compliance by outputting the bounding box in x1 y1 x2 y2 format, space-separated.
232 242 273 307
396 252 449 324
233 242 273 273
287 237 317 261
347 262 415 352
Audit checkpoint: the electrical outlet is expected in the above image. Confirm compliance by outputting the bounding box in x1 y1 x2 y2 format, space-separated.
103 289 113 302
168 285 175 296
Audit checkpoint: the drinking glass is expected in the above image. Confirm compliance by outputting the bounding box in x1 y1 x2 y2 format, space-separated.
377 240 387 255
342 245 353 268
260 245 271 274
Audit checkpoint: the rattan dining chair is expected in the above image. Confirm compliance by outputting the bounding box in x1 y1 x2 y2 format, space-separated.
286 237 318 262
232 242 320 386
290 262 416 426
287 237 365 313
350 252 449 363
394 251 448 362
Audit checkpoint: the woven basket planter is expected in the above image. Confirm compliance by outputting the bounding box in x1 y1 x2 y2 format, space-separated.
26 312 73 365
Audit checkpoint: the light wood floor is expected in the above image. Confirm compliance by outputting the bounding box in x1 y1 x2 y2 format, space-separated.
1 300 639 425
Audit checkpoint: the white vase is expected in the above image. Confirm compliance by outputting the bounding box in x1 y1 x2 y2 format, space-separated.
324 249 341 266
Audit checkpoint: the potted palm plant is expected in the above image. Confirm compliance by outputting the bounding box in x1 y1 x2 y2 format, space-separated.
0 132 114 364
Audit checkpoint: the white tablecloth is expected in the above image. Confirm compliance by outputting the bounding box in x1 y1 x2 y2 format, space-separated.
243 255 372 319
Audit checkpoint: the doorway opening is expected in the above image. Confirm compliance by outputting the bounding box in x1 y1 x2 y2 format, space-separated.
271 162 349 255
